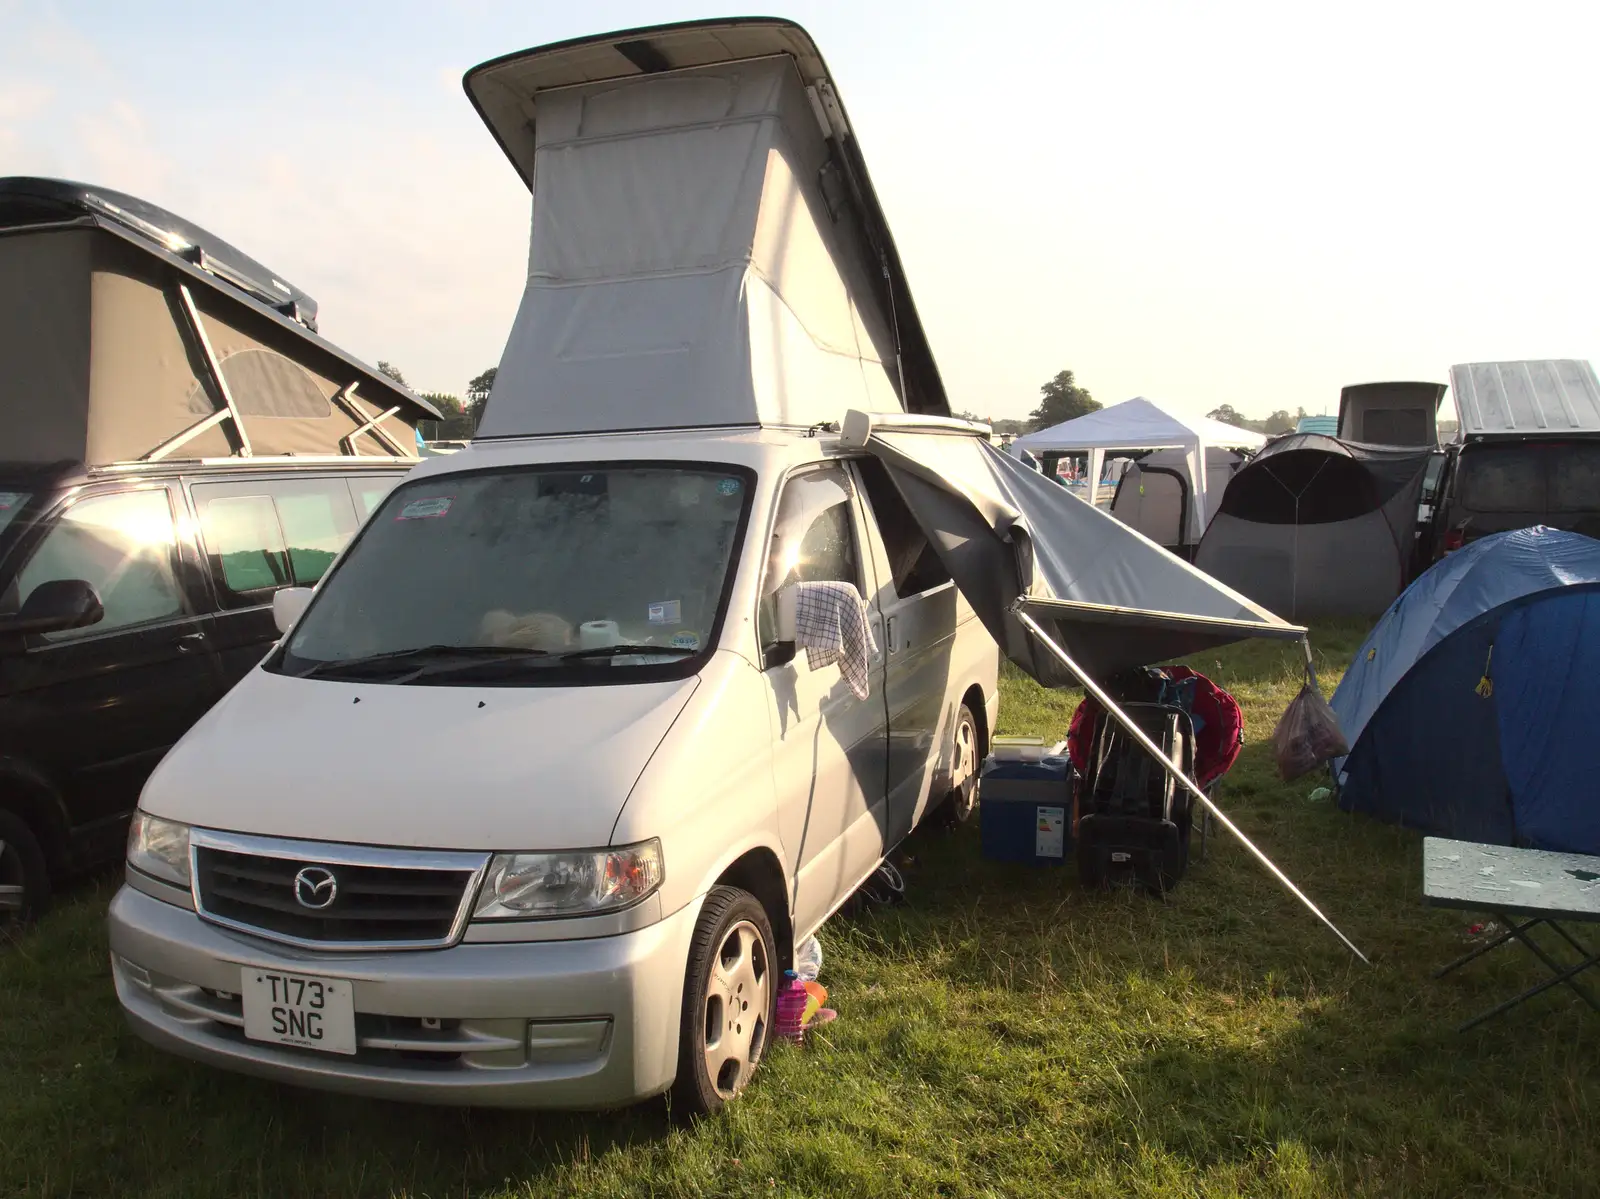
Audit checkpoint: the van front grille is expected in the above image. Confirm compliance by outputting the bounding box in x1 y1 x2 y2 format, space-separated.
192 840 485 949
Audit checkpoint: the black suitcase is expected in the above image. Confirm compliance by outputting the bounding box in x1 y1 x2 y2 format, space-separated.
1074 701 1196 894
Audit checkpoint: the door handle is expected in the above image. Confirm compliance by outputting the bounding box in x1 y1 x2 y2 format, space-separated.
885 616 899 654
175 632 208 653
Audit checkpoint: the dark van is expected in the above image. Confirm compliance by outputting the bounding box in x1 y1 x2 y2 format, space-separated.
1430 361 1600 557
0 177 440 924
1434 439 1600 553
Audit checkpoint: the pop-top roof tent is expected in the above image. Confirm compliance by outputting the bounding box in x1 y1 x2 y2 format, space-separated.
0 177 440 469
1193 433 1434 619
1013 398 1265 545
461 19 1362 956
1336 381 1447 447
1448 359 1600 439
465 19 948 436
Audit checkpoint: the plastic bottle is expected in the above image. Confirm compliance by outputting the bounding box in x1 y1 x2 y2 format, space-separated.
775 970 809 1043
794 935 823 982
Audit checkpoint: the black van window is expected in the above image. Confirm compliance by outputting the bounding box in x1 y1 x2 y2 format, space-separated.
1456 446 1546 513
16 488 185 640
855 456 952 598
193 478 358 605
202 496 291 593
1550 444 1600 514
277 490 351 584
349 478 400 520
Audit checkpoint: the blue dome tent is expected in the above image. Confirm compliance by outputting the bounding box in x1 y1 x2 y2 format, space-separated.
1330 527 1600 852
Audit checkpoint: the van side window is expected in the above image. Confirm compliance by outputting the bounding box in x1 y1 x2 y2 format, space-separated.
203 496 291 593
350 477 400 520
1456 447 1546 514
192 479 358 606
855 456 952 598
1551 445 1600 513
16 488 185 641
757 465 861 648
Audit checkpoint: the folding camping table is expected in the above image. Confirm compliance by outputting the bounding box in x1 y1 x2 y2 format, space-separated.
1423 837 1600 1032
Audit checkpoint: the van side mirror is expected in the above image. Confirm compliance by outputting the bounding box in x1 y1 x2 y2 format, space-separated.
762 640 797 670
764 580 866 670
0 579 104 643
272 587 314 635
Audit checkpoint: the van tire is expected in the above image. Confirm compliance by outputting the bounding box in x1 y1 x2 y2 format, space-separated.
0 808 50 930
933 703 981 826
670 885 776 1118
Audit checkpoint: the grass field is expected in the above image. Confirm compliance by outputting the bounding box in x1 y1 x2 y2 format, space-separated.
5 620 1600 1198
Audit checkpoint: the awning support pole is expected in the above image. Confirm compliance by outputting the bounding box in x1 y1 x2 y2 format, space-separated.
1011 603 1370 965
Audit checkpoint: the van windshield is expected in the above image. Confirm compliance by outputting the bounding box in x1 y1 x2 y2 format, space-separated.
276 464 753 685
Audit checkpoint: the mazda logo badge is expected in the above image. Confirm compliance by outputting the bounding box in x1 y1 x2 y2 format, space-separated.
293 866 338 910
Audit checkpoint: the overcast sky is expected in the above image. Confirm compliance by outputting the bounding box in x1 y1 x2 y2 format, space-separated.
3 0 1596 423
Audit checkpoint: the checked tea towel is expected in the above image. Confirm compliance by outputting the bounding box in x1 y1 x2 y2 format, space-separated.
793 580 876 699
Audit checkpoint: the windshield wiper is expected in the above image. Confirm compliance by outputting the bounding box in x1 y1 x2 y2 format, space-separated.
555 644 695 662
296 644 549 680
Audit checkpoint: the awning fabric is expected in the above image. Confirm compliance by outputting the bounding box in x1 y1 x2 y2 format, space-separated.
866 428 1305 683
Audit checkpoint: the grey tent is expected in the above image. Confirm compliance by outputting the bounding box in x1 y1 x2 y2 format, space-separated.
1109 446 1246 556
1193 433 1435 619
0 177 439 467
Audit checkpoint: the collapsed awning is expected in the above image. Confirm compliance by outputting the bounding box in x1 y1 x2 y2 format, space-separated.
854 421 1306 685
851 414 1368 962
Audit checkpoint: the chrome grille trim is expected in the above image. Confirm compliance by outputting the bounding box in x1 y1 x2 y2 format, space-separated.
188 828 490 952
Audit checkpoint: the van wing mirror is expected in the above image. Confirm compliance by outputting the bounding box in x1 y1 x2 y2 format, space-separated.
272 587 314 635
763 580 867 670
0 578 104 642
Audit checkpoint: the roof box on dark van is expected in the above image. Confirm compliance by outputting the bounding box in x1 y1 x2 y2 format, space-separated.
1448 360 1600 439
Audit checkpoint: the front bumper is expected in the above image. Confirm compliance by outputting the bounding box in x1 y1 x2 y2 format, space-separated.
107 885 701 1109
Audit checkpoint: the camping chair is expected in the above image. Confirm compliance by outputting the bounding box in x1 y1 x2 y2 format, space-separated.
1067 667 1242 864
1075 701 1198 894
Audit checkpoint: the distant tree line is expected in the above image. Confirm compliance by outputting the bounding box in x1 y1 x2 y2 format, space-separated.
1206 404 1304 436
376 362 497 441
955 369 1103 436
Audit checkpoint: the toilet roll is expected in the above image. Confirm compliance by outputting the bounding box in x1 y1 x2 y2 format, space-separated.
579 620 621 649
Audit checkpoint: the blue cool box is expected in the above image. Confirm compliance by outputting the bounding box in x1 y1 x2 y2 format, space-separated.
978 755 1075 866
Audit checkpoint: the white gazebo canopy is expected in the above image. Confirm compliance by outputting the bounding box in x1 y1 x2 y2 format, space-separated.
1015 396 1265 542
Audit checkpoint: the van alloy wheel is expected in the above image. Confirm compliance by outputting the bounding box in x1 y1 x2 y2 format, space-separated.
0 810 49 929
0 841 24 918
938 704 981 825
672 885 776 1116
702 918 771 1099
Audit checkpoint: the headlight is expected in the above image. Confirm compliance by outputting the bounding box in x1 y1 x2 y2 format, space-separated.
472 839 663 920
126 812 191 888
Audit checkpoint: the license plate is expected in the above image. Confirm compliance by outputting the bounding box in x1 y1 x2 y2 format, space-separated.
240 968 357 1055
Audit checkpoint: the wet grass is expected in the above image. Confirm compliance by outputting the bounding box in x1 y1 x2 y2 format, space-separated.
4 619 1599 1197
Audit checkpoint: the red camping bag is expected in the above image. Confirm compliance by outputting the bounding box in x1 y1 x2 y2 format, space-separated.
1066 666 1243 791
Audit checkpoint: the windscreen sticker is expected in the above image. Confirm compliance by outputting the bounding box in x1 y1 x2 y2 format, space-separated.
670 631 701 650
648 600 682 625
0 492 21 511
397 496 453 520
717 478 741 496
